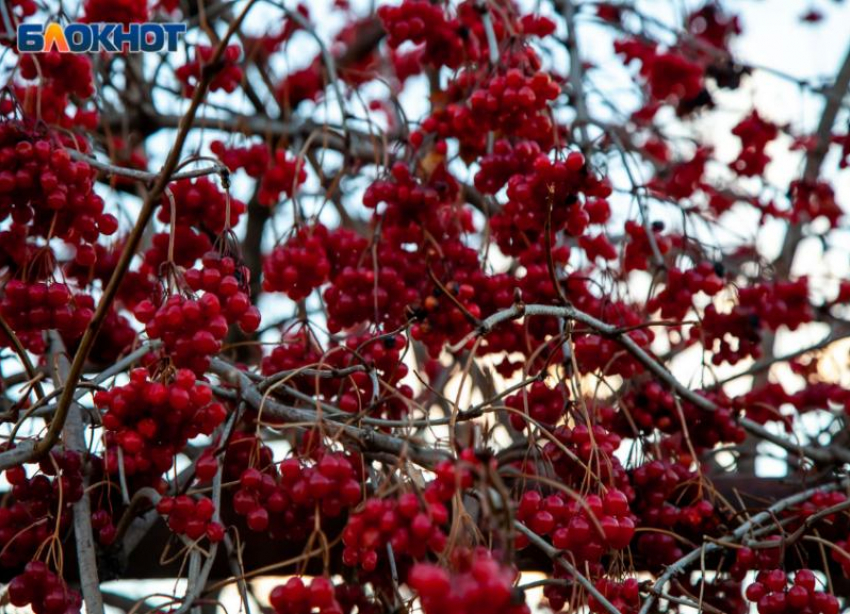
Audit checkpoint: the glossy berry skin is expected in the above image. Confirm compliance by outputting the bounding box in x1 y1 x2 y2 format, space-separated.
744 569 839 614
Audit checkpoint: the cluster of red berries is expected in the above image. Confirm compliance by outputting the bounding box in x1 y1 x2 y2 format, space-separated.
541 423 631 490
144 227 212 270
20 52 94 99
416 49 560 155
260 329 412 419
630 460 719 558
261 328 322 380
362 162 470 240
159 177 246 235
0 122 118 250
730 110 780 177
589 578 640 614
408 549 529 614
745 569 839 614
342 492 449 571
276 62 325 110
0 281 93 352
263 225 331 300
134 294 229 374
156 495 225 542
377 0 481 69
788 180 842 227
490 151 611 260
233 452 362 534
332 333 412 418
324 248 420 333
696 277 811 366
258 150 308 206
615 38 704 106
648 146 710 201
184 251 261 333
95 368 228 485
269 577 342 614
516 489 635 563
505 381 567 430
468 68 561 130
8 561 83 614
730 540 782 581
82 0 148 22
0 451 82 568
474 139 543 194
622 220 673 272
573 328 651 379
647 262 725 319
631 383 745 450
211 140 270 177
177 45 243 96
90 509 117 546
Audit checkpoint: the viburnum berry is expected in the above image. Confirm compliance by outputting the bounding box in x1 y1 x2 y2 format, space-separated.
95 368 228 486
257 148 307 206
177 45 243 96
408 549 529 614
157 494 225 542
263 224 331 300
744 569 839 614
342 490 449 571
8 562 83 614
269 576 345 614
0 121 117 251
158 177 246 235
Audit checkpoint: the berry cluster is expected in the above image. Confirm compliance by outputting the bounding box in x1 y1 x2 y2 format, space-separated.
269 577 342 614
8 561 83 614
185 251 261 333
0 121 118 251
134 294 230 374
156 495 226 542
263 225 331 300
158 177 246 235
378 0 481 69
95 368 228 485
541 423 630 490
622 382 746 449
177 45 243 96
144 227 212 270
211 140 270 177
647 262 725 319
342 492 449 571
20 52 94 100
82 0 149 22
730 110 780 177
516 489 635 564
614 38 705 108
590 578 640 614
276 63 325 110
730 541 782 581
0 281 93 352
233 452 362 534
408 549 529 614
629 460 720 566
789 180 842 227
0 451 83 568
745 569 839 614
505 381 567 430
695 278 812 366
258 149 308 206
